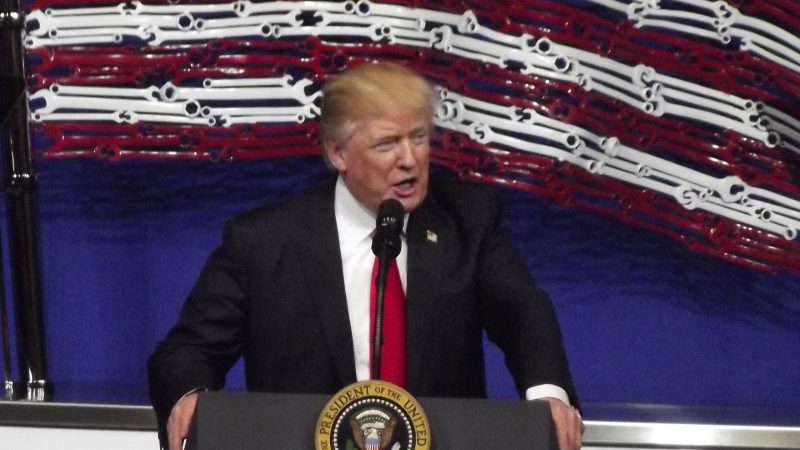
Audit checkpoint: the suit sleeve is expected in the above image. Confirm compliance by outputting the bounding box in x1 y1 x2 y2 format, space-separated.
147 219 249 435
475 193 579 408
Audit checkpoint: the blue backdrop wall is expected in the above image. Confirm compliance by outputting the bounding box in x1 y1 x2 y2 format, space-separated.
4 0 799 423
3 154 796 413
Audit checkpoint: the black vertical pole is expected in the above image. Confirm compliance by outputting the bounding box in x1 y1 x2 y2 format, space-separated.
0 222 19 400
0 213 14 400
1 0 51 401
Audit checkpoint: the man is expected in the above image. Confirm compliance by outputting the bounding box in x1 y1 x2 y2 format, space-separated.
148 62 583 450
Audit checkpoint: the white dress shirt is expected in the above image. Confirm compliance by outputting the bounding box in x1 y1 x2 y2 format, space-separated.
333 177 569 405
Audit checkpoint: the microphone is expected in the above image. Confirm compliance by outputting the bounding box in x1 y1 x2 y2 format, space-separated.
370 199 404 381
371 199 403 259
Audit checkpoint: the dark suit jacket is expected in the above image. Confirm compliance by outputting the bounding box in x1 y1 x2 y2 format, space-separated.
148 177 578 436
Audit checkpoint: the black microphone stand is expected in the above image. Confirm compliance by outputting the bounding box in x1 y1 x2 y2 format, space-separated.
370 200 402 381
370 238 391 381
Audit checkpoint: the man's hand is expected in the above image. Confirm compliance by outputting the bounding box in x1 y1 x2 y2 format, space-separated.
545 397 584 450
167 392 199 450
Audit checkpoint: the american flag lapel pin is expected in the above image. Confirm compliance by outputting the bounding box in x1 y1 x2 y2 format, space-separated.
426 230 438 244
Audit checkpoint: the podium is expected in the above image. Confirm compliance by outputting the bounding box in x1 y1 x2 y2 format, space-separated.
186 391 557 450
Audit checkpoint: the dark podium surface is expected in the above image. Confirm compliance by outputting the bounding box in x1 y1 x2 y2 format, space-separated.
2 384 800 449
187 391 557 450
3 383 800 428
2 389 800 449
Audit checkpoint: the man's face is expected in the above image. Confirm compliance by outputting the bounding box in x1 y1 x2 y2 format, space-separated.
325 111 430 214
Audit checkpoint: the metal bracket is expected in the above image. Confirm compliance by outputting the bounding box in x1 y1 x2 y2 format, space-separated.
0 10 22 30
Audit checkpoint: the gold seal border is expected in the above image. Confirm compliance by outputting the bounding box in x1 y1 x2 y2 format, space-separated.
315 380 430 450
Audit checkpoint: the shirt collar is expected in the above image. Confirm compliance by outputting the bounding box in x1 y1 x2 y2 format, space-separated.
334 177 409 247
335 177 377 247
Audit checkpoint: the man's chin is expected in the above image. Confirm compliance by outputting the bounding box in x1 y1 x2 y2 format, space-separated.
395 194 426 213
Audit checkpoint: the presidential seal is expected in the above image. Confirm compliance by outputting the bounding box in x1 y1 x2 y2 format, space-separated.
315 380 430 450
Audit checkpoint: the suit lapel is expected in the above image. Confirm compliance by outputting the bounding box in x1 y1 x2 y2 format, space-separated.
295 184 358 387
405 193 447 391
293 182 450 391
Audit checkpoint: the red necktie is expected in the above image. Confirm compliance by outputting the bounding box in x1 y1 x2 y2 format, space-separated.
369 257 406 387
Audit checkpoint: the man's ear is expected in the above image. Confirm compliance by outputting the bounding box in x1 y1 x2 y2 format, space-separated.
323 138 346 172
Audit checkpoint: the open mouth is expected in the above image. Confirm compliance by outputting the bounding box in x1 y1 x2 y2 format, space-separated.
393 178 416 196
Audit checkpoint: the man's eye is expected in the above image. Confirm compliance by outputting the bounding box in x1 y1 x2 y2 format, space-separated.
374 140 396 151
412 132 428 144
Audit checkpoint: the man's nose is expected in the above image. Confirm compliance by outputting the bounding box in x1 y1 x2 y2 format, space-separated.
396 138 416 168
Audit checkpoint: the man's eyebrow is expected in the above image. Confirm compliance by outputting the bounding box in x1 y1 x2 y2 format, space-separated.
370 125 429 143
373 133 401 142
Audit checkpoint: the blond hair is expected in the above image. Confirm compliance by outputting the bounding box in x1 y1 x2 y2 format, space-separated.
320 62 435 144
